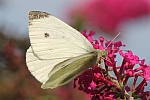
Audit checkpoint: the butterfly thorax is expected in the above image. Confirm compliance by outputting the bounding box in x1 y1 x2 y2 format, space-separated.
93 49 107 65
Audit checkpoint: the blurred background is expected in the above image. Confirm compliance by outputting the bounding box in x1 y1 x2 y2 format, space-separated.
0 0 150 100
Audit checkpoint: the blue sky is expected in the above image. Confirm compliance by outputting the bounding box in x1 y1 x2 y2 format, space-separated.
0 0 85 38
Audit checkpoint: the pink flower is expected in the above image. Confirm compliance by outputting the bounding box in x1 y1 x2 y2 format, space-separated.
126 69 134 77
81 30 95 43
125 86 130 92
88 81 97 90
134 61 150 81
143 65 150 81
119 50 140 65
74 30 150 99
71 0 150 34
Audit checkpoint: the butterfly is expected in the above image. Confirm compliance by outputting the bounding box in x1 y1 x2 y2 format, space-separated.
26 11 107 89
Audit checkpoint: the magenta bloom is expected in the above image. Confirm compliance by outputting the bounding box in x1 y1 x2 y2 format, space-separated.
71 0 150 34
143 66 150 81
74 31 150 100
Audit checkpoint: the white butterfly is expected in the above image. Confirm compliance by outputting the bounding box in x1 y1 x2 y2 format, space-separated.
26 11 107 89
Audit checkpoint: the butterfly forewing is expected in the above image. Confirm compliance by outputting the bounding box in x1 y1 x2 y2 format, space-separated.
28 11 94 60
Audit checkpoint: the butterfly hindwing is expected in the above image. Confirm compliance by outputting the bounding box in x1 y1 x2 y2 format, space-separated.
41 52 98 89
26 47 68 83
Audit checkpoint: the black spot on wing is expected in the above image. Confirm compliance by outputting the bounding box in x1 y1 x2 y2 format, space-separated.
44 33 49 38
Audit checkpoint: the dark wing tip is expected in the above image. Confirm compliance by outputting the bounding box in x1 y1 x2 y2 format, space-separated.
28 11 51 20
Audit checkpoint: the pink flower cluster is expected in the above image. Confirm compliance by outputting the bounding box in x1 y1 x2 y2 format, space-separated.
74 31 150 100
71 0 150 34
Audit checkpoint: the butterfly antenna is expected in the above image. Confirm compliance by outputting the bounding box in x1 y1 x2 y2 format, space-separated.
102 31 122 64
105 31 122 49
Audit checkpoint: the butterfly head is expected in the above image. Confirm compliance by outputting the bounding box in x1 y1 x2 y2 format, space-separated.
100 50 107 58
96 50 107 58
